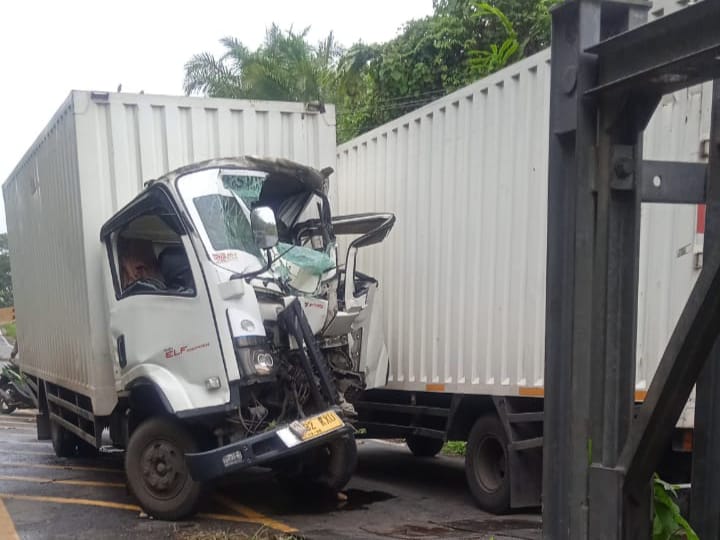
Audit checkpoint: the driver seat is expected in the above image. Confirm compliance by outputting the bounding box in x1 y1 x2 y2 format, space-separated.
158 246 194 292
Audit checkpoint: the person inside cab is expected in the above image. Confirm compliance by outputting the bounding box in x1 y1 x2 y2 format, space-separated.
118 237 167 292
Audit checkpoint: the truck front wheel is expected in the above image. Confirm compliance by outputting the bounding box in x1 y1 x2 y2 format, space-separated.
313 434 358 491
465 414 511 514
125 417 203 520
280 434 358 493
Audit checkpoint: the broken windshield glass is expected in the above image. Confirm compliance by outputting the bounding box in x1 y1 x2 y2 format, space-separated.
193 194 262 258
222 172 267 207
177 168 267 273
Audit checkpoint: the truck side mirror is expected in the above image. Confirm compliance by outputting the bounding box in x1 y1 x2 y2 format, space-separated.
251 207 279 250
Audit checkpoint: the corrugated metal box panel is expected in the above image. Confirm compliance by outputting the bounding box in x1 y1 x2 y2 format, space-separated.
4 91 337 414
3 95 103 401
337 51 552 394
336 51 709 406
636 83 710 390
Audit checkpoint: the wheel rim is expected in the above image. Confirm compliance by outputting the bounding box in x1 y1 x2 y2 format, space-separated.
139 439 187 500
473 435 507 493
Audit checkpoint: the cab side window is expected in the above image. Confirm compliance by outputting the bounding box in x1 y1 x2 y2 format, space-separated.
114 214 195 298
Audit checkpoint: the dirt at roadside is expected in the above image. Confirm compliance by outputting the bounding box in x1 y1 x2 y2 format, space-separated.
174 527 302 540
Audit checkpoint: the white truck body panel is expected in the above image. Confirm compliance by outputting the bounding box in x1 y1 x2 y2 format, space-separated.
4 90 337 415
335 49 710 428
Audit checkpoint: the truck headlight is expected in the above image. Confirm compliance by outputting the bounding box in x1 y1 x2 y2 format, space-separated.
253 352 275 375
235 345 276 377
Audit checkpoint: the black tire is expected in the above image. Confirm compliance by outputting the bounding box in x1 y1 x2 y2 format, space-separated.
315 434 357 491
50 419 78 458
281 434 358 493
0 385 16 415
0 401 15 414
465 414 511 514
406 435 444 458
77 439 100 458
125 416 203 520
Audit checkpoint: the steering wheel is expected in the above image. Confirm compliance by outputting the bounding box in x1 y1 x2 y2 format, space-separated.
122 279 163 296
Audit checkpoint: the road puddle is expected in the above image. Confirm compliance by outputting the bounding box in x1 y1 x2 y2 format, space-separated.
274 487 395 514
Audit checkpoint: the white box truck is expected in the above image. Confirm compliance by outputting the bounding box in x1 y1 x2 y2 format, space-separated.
335 48 710 513
4 90 394 519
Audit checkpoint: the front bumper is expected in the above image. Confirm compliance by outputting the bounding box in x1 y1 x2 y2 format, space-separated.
185 414 354 481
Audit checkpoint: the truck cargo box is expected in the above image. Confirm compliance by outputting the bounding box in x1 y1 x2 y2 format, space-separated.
4 90 336 415
335 49 709 428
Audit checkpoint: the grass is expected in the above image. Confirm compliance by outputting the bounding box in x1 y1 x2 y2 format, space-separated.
0 322 15 341
442 441 467 456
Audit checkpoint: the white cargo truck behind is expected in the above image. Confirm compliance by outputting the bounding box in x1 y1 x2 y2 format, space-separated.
336 48 710 512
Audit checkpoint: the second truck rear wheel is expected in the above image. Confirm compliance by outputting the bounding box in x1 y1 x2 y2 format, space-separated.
406 435 444 457
465 414 511 514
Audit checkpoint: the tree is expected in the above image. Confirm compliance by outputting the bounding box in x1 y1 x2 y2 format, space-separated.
184 25 341 104
334 0 556 141
184 1 557 142
0 234 13 308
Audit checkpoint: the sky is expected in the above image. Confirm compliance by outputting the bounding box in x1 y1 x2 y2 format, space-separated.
0 0 434 233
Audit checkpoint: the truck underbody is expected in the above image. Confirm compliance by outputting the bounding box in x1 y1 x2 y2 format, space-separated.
355 388 691 514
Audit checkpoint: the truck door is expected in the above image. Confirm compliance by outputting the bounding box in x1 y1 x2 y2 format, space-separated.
101 186 229 413
332 213 396 389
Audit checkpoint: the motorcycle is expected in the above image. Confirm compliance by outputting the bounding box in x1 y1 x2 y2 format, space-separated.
0 349 36 414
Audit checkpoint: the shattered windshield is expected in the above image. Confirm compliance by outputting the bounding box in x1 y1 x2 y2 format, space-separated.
222 173 265 207
193 194 261 257
177 168 267 272
176 165 336 286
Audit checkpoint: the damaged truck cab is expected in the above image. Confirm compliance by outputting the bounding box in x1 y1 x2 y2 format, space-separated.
57 157 393 519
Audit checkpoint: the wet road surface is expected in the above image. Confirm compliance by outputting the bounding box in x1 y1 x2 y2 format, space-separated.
0 412 541 539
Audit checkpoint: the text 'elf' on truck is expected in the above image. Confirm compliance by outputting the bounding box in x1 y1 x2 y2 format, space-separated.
21 156 394 520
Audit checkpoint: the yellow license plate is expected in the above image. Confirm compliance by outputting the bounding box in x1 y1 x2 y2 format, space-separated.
300 411 343 440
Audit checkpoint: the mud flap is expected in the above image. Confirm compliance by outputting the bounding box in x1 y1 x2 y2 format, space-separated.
493 396 543 508
36 413 51 440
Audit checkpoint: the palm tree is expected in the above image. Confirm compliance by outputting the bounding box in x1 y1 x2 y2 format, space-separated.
184 25 341 104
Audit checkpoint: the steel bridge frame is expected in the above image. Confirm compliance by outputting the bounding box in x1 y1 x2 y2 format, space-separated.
543 0 720 537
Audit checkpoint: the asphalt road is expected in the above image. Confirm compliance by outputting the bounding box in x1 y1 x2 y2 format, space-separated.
0 412 541 539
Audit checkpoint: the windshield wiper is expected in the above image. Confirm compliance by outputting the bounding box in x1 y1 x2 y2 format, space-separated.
229 244 298 282
230 251 274 281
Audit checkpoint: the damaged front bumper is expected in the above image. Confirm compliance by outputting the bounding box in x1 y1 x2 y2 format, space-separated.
185 410 354 481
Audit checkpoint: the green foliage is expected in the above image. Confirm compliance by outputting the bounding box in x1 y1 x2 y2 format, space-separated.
442 441 467 456
183 0 558 143
184 25 341 104
1 323 15 340
335 0 557 142
467 2 520 76
653 475 698 540
0 234 13 309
